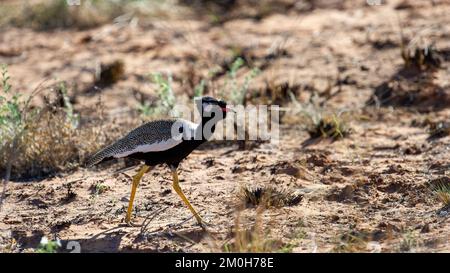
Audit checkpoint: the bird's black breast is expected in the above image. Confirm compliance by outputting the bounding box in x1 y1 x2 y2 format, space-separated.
128 139 205 168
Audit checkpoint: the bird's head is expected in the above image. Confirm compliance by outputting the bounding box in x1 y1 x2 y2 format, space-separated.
198 96 231 120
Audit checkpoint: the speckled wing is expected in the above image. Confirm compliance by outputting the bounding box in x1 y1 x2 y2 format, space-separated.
86 119 198 167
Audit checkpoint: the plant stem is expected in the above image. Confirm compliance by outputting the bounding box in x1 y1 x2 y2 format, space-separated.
0 137 18 211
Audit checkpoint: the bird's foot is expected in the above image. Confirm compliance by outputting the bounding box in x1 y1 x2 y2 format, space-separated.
122 218 139 227
127 222 139 227
196 219 212 231
196 220 218 241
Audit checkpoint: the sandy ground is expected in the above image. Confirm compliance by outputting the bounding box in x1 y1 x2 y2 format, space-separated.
0 0 449 252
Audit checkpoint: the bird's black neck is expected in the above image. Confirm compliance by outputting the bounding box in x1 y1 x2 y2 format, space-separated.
191 113 222 143
196 117 215 141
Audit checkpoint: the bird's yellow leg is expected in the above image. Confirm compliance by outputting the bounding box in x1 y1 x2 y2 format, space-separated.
171 168 204 226
125 165 150 224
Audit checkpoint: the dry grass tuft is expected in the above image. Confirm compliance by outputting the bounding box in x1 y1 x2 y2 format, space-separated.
288 92 351 141
307 114 350 140
11 107 108 178
238 185 302 208
401 43 443 72
0 69 112 178
223 207 284 253
332 229 370 253
3 0 181 31
8 0 112 30
180 0 309 25
398 230 422 253
429 177 450 208
369 39 448 110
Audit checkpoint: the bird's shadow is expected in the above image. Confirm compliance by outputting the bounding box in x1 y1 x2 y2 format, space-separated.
133 207 211 246
64 231 128 253
10 227 128 253
9 212 215 252
78 223 208 252
75 208 210 252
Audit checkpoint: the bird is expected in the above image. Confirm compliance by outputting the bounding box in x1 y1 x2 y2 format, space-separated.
86 96 231 228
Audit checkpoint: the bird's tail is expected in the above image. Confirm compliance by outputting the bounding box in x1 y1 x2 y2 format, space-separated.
85 144 115 167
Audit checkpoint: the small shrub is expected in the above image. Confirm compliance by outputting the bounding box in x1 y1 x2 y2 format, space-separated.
223 207 284 253
90 182 110 195
138 73 177 119
307 114 350 140
9 0 102 30
289 92 351 140
332 229 370 253
0 65 111 178
36 237 61 253
6 0 138 30
222 57 260 105
398 230 422 253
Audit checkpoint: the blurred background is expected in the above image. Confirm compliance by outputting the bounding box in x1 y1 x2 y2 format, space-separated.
0 0 449 253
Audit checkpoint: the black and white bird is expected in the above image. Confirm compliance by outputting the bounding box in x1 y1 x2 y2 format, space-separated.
86 96 231 227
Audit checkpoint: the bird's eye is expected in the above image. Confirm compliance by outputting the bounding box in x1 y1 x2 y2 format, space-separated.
179 126 183 133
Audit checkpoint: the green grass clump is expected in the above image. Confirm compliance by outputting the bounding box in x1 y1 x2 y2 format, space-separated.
0 65 22 140
193 79 206 98
36 237 61 253
90 182 110 195
0 64 33 176
138 72 178 119
221 57 260 105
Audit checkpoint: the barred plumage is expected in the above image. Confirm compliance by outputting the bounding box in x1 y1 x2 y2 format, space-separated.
85 119 197 167
85 96 230 227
